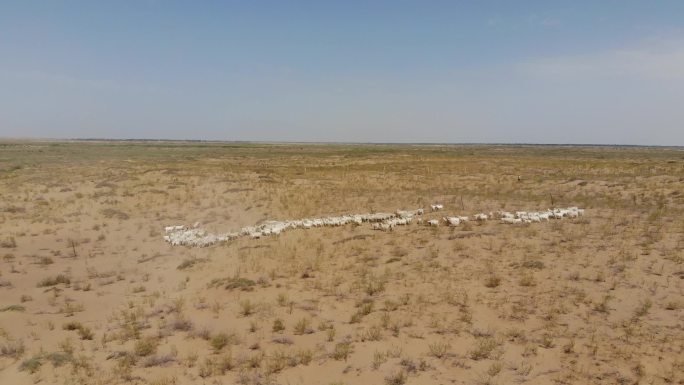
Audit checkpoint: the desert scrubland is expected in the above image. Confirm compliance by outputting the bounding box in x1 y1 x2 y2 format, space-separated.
0 141 682 385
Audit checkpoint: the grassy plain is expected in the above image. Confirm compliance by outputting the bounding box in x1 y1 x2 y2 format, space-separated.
0 140 682 385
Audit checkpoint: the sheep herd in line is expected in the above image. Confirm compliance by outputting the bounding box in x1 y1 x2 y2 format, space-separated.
163 205 584 248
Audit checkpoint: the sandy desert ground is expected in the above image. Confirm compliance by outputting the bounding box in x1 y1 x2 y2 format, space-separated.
0 141 682 385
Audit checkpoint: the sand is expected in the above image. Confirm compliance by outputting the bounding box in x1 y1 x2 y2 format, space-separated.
0 141 682 385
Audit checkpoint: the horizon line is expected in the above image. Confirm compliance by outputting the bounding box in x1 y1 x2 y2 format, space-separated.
1 137 683 149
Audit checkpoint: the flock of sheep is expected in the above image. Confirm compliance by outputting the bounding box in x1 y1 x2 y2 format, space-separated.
163 205 584 248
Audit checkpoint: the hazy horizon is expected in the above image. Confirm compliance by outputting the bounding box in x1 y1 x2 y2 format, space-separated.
2 1 684 146
4 137 684 149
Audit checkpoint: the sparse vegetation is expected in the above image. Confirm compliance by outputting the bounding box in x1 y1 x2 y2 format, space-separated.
0 304 25 312
293 318 312 335
385 369 407 385
209 276 256 291
484 275 501 288
239 299 256 316
134 337 159 357
100 208 129 220
331 341 353 361
62 321 94 340
0 237 17 248
36 274 71 287
469 337 500 360
177 257 208 270
272 318 285 333
209 333 236 353
19 355 43 373
428 342 450 359
1 340 25 359
633 299 652 319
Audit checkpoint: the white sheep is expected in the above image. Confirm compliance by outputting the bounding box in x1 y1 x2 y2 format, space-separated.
372 222 393 231
164 225 185 233
498 211 514 219
165 205 585 247
444 217 461 226
396 208 424 219
430 204 444 211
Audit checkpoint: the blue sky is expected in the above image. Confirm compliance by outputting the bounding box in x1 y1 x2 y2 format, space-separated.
1 1 683 144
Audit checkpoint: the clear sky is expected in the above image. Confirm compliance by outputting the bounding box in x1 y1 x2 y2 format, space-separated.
1 1 683 145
